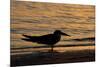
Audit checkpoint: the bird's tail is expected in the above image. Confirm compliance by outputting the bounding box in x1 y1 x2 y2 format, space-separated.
22 38 32 42
22 34 33 39
22 34 38 42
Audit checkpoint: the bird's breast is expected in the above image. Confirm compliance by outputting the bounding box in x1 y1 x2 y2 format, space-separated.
49 35 61 44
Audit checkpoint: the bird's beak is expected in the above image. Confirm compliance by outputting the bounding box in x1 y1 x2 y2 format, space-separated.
61 32 70 36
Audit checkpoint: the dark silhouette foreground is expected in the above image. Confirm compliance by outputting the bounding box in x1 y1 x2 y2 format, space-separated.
11 49 95 66
22 30 70 52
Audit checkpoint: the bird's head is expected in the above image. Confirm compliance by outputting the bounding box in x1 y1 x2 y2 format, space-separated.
54 30 70 36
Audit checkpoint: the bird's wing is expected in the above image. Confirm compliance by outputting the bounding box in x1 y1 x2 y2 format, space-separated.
22 34 39 42
38 34 53 39
36 34 55 44
23 34 38 38
22 34 55 44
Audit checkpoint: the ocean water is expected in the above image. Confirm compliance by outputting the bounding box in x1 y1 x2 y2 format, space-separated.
11 0 95 49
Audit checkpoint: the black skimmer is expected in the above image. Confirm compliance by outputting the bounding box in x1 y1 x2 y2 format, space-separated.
22 30 70 52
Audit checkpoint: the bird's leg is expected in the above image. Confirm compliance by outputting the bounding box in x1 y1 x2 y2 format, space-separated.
51 45 54 52
50 45 54 57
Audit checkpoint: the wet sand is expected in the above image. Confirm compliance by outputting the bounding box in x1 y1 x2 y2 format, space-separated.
11 46 95 66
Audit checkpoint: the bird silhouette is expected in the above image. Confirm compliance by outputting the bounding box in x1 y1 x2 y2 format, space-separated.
22 30 70 52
